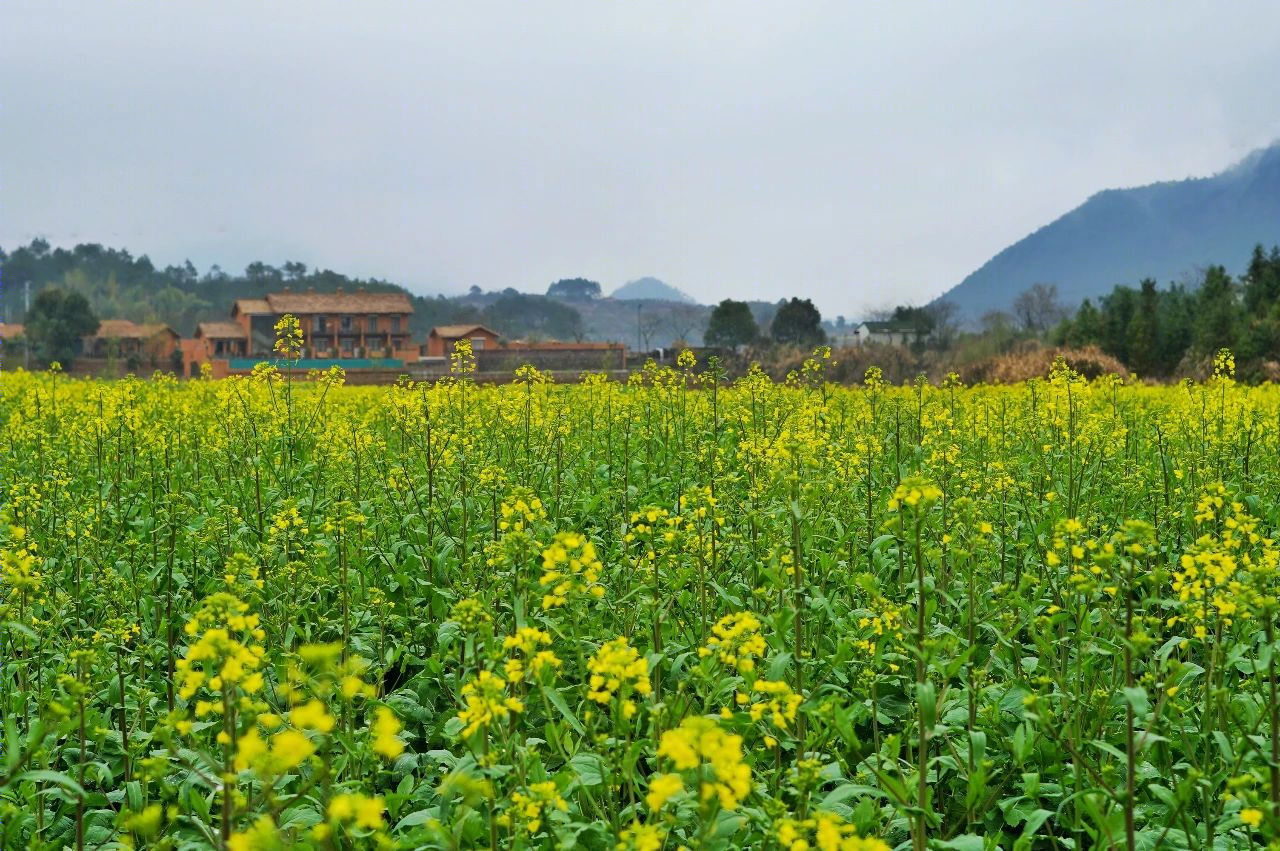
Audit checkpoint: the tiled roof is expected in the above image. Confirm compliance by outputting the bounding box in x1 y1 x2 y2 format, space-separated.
1 322 23 338
430 324 501 338
90 319 178 340
233 298 271 315
196 321 247 339
265 291 413 314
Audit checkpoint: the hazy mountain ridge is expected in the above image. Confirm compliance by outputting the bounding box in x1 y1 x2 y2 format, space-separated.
610 277 697 303
934 142 1280 319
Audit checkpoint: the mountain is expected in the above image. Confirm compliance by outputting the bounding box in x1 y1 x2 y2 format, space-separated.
933 142 1280 320
610 277 697 303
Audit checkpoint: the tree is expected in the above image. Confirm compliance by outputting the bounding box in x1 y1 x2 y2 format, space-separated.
1012 283 1067 334
482 292 585 341
1126 279 1159 376
26 288 99 367
1061 298 1101 348
705 299 759 348
547 278 602 300
770 298 826 346
980 310 1018 354
1243 244 1280 314
1193 265 1240 355
664 303 704 346
245 262 282 284
925 301 960 349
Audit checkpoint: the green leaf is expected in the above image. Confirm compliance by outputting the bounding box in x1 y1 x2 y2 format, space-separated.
541 686 586 735
14 770 86 801
568 753 607 787
1122 686 1149 716
396 808 440 830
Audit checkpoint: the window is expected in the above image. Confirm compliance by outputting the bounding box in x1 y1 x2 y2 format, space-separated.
341 314 352 331
367 315 377 333
390 316 401 332
315 316 327 333
471 336 486 350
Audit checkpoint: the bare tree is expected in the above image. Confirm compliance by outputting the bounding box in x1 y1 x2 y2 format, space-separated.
981 310 1019 353
638 314 664 351
1012 283 1067 334
665 304 705 347
924 300 961 349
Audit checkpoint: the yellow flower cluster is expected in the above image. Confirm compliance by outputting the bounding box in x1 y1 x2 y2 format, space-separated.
645 772 684 810
450 338 476 375
457 670 524 738
234 725 316 775
887 476 943 512
586 637 651 718
700 612 767 673
328 792 386 830
616 820 665 851
748 679 802 731
227 815 280 851
657 716 752 811
370 706 405 759
450 597 492 633
176 592 267 702
2 525 41 594
499 488 545 532
502 627 562 683
539 531 606 608
506 781 568 834
625 506 680 546
775 811 891 851
272 314 303 359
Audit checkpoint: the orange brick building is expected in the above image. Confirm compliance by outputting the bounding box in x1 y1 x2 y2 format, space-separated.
195 321 248 357
423 324 503 357
231 288 416 358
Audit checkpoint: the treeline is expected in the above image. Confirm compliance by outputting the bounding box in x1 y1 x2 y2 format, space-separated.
1051 244 1280 379
0 240 585 341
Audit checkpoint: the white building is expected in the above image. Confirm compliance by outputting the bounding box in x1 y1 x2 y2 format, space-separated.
850 320 927 347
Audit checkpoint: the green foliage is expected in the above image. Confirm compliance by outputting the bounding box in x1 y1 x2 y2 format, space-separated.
1125 279 1159 377
482 291 585 341
704 299 759 348
770 297 826 346
4 366 1280 849
546 278 602 300
25 287 99 366
1 240 489 340
1055 245 1280 378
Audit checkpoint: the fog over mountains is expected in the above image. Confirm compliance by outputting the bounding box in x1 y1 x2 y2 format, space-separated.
933 141 1280 320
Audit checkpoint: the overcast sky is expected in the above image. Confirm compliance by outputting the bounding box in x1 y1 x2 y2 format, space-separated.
5 2 1279 317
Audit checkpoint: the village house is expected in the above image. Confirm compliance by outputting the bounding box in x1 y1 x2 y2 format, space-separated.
423 324 503 358
231 288 416 358
850 320 929 348
420 324 627 374
194 321 248 357
84 319 181 363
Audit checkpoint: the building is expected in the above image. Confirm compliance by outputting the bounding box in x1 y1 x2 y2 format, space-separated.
851 320 928 348
232 288 416 358
194 321 248 357
424 324 503 358
84 320 181 363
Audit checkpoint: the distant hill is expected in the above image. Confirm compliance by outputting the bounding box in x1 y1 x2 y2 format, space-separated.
611 277 697 303
933 141 1280 320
